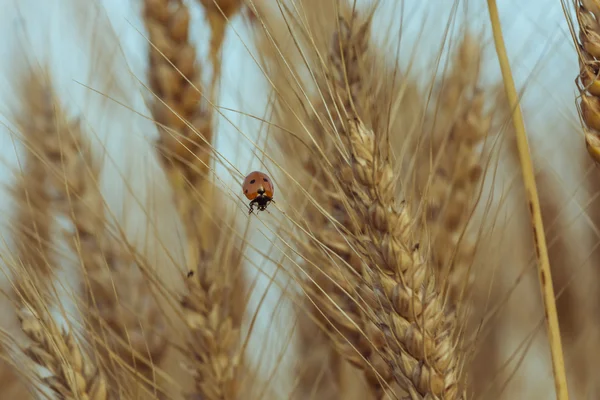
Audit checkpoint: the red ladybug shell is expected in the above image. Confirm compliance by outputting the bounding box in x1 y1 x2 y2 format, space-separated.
242 171 274 200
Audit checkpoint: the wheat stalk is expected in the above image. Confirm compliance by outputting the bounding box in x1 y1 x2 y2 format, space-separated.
487 1 569 398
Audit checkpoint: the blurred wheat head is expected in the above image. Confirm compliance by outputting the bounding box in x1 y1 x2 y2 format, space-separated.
0 0 597 399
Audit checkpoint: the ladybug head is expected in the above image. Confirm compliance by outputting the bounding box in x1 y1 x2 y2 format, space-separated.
257 187 265 195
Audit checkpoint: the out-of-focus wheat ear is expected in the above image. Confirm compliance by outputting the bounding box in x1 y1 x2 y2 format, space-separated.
48 120 168 396
324 14 467 399
144 0 213 275
10 69 59 305
575 1 600 164
557 147 600 395
196 0 242 103
144 1 246 394
417 34 491 313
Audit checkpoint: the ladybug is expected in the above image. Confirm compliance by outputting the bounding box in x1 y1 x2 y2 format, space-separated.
242 171 274 214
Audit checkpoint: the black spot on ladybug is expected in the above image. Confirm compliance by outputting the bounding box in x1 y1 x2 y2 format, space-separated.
250 179 256 184
244 189 248 193
263 178 268 182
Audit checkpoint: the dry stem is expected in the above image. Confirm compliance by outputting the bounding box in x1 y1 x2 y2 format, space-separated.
487 1 569 398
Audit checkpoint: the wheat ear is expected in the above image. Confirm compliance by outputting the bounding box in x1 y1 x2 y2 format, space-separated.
325 15 466 399
180 228 244 400
287 12 394 398
487 1 569 399
10 68 60 305
144 0 212 275
17 71 168 394
419 34 490 311
144 0 245 398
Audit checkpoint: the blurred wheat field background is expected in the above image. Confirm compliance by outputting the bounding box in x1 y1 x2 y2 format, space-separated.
0 0 596 399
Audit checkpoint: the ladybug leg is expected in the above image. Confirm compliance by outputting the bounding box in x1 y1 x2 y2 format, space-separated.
248 200 256 215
